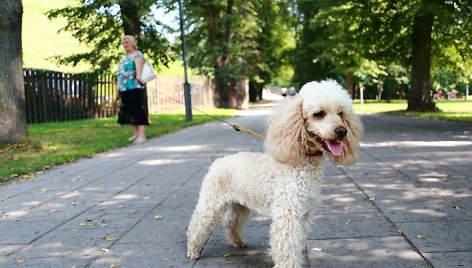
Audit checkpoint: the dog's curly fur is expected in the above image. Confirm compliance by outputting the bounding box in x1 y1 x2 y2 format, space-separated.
186 80 363 268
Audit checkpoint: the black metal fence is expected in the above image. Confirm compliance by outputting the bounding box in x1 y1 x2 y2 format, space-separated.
23 69 117 123
23 69 216 124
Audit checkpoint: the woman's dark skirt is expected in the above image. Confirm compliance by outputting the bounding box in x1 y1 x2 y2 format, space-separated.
117 88 149 125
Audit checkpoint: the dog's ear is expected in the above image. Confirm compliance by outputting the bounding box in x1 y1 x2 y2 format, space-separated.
328 111 363 166
264 96 309 166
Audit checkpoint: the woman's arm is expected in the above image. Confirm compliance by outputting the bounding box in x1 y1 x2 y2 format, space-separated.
115 75 120 100
116 82 120 100
135 56 145 84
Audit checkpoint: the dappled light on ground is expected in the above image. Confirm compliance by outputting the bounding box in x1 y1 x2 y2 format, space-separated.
1 110 470 267
151 145 204 152
362 140 472 148
137 158 177 166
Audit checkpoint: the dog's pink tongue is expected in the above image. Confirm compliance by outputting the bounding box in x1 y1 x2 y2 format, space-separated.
326 140 343 156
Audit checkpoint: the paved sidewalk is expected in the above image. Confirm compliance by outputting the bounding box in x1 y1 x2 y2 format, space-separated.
1 99 471 268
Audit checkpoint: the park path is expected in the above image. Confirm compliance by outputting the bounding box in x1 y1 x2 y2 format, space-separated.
1 95 471 268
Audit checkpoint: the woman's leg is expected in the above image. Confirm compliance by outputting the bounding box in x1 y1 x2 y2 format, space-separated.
127 125 138 142
137 125 146 139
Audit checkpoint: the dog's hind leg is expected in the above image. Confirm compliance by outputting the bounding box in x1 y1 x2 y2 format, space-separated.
223 203 252 248
186 194 227 260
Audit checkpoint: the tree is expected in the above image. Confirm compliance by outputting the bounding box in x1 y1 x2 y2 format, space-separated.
292 1 337 89
0 0 28 144
311 0 472 111
347 0 436 110
308 1 370 97
430 1 472 98
184 0 246 107
47 0 173 76
432 45 472 97
184 0 290 107
293 0 411 97
386 0 472 111
408 0 436 111
249 0 294 102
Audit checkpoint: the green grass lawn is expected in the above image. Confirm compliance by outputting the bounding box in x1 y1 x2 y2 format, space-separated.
22 0 89 72
353 99 472 122
0 109 235 182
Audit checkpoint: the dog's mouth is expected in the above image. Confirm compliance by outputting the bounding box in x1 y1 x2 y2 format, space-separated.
315 136 344 156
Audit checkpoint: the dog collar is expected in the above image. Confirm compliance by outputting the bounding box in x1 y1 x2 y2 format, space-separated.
306 150 323 157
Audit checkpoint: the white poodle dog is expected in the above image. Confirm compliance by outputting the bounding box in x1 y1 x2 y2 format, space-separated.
186 80 363 268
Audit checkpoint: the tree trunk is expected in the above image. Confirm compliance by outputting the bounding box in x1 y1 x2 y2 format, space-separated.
249 79 263 102
0 1 28 144
219 0 237 108
228 79 249 109
119 1 141 39
345 72 355 99
206 0 234 108
376 83 383 102
407 7 437 112
205 4 226 107
214 68 228 107
399 84 405 100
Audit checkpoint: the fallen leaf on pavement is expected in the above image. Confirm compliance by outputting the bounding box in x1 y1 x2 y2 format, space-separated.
103 235 118 241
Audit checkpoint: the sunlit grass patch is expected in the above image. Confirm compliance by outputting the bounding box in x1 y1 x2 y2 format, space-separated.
0 109 235 182
353 99 472 122
353 100 407 114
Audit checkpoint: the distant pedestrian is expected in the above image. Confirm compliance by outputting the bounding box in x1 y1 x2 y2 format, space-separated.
288 86 296 96
281 87 288 97
116 35 149 144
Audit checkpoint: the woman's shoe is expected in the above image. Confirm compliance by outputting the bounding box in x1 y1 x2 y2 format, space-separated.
133 137 146 144
128 135 137 142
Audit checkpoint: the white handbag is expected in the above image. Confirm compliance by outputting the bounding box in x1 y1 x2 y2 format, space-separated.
141 60 156 83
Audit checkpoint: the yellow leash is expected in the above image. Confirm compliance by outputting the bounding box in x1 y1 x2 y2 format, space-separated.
164 96 266 140
232 125 266 140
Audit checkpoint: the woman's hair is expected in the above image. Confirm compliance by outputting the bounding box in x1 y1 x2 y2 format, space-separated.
122 35 138 49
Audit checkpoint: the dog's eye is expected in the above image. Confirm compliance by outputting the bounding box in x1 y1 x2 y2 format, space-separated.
313 111 326 118
338 111 344 117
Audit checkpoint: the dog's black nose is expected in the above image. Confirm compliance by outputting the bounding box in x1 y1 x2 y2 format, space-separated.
335 126 347 139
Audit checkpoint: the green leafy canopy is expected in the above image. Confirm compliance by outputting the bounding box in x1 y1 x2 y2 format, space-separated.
47 0 174 76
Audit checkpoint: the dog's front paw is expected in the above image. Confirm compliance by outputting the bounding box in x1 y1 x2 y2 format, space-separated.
232 239 246 248
186 246 202 260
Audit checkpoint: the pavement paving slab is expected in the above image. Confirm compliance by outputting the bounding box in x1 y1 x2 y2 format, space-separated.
306 236 430 268
1 95 471 267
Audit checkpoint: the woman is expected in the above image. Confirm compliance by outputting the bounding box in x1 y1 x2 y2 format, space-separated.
116 35 149 144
